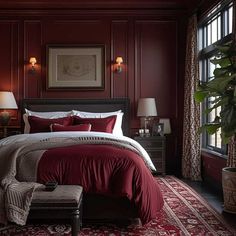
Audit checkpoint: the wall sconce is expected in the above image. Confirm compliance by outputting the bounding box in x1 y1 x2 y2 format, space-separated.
29 57 37 71
115 56 123 73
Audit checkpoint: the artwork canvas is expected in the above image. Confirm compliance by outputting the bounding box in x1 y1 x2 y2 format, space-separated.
47 45 105 90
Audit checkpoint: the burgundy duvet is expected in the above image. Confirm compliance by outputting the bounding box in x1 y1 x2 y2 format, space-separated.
37 144 164 224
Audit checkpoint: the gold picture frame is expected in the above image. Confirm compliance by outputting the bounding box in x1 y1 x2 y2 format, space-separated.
47 44 105 90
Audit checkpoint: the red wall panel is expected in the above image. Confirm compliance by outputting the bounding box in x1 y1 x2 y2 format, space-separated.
24 21 42 98
135 20 177 118
111 20 129 98
0 21 21 125
202 151 227 187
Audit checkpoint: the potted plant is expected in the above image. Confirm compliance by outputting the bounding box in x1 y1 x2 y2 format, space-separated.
194 39 236 214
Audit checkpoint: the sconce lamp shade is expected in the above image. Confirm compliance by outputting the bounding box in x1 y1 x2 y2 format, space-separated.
29 57 37 66
0 91 18 109
159 118 171 134
115 56 123 73
116 57 123 64
137 98 157 117
0 91 18 126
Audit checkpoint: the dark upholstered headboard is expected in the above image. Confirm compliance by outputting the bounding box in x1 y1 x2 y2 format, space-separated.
21 98 130 136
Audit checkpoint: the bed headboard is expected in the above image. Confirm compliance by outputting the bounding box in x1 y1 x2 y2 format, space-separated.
21 98 130 136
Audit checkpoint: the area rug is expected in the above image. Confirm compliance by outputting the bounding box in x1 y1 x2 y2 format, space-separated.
0 176 235 235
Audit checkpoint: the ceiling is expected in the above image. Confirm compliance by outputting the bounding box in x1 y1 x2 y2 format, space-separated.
0 0 203 11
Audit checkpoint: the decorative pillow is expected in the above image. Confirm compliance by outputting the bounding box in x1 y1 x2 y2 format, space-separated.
72 110 123 136
50 123 91 132
23 109 72 133
73 116 117 133
28 116 73 133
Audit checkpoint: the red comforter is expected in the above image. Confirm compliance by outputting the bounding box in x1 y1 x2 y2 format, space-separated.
37 144 164 224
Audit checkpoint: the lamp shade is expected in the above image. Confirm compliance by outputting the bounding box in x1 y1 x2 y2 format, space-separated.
29 57 37 65
116 57 123 64
0 91 18 109
137 98 157 117
159 118 171 134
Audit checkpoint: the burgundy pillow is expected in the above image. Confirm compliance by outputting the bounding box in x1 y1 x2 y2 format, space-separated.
51 123 91 132
28 116 73 133
73 115 117 133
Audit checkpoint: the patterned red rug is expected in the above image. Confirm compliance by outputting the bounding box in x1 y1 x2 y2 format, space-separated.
0 176 235 235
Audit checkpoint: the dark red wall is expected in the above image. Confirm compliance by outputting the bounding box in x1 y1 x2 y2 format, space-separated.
202 151 226 190
0 2 189 174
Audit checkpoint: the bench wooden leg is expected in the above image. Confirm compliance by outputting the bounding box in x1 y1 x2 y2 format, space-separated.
71 209 80 236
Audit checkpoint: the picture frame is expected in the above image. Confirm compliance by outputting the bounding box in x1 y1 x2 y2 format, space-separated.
152 122 164 136
46 44 105 90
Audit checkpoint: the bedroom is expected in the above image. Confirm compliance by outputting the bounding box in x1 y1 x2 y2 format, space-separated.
0 0 235 235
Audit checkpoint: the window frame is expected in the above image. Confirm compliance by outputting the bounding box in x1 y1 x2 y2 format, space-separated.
198 0 233 155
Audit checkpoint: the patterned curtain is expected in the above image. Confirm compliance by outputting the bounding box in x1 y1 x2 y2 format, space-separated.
182 14 201 181
227 0 236 168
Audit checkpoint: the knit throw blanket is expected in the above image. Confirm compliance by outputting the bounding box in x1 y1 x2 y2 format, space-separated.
0 133 151 225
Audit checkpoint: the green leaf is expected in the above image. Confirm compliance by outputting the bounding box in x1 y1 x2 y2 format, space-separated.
205 123 221 134
199 123 221 135
213 67 231 77
221 132 230 144
207 76 233 93
194 90 208 102
210 57 231 67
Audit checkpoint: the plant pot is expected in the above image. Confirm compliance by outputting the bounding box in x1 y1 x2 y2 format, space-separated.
222 167 236 214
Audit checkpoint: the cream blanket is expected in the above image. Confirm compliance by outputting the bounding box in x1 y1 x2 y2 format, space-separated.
0 132 155 225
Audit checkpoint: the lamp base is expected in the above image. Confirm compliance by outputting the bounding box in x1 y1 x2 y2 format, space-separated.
0 111 10 126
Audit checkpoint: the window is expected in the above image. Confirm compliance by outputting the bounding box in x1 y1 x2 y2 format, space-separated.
198 0 233 155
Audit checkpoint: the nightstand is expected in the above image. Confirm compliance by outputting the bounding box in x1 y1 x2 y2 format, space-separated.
134 136 166 175
0 126 21 139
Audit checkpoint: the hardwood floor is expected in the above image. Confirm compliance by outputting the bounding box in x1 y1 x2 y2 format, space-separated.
182 178 236 230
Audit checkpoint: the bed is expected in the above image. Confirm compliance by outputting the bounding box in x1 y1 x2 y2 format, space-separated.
0 98 164 226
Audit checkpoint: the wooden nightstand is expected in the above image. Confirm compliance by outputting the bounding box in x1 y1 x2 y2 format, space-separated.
0 126 21 139
134 136 166 175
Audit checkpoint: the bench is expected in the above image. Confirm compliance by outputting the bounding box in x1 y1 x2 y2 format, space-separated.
28 185 83 236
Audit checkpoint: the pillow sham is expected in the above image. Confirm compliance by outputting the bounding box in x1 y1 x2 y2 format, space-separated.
73 115 117 133
23 109 72 133
72 110 122 118
50 123 91 132
72 110 123 136
28 116 73 133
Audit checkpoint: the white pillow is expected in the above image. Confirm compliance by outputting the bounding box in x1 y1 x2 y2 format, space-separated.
23 109 72 133
72 110 124 136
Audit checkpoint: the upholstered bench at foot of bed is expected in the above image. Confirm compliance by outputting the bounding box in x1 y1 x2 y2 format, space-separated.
28 185 83 236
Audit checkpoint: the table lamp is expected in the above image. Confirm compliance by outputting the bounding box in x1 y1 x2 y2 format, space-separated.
137 98 157 131
0 91 18 126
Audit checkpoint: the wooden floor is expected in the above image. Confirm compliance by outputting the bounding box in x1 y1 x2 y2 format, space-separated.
183 179 236 230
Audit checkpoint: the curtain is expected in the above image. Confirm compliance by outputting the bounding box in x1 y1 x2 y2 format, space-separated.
182 14 201 181
227 0 236 168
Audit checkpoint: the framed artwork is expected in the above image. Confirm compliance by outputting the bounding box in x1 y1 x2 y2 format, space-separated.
47 44 105 90
152 122 164 136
